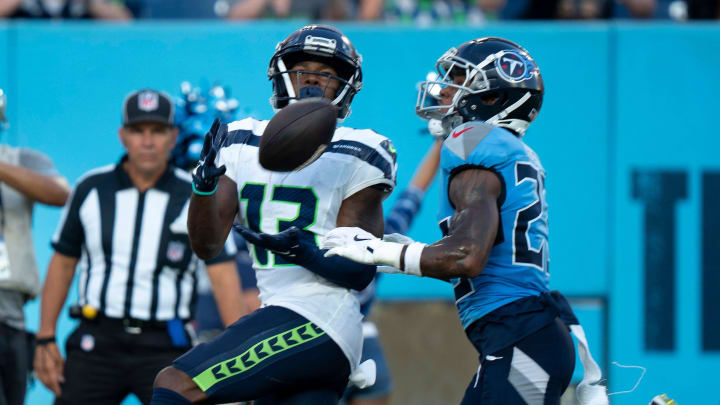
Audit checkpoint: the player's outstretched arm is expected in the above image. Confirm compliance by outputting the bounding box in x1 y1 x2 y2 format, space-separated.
325 168 501 281
337 186 386 237
236 224 378 291
189 175 238 259
419 168 501 280
188 119 238 259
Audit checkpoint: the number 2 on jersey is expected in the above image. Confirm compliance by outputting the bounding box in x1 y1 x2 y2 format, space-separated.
513 162 548 272
239 182 318 267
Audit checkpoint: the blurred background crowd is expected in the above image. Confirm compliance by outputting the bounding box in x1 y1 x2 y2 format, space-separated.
0 0 718 22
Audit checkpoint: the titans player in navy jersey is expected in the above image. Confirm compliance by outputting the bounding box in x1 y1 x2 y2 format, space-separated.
324 38 609 405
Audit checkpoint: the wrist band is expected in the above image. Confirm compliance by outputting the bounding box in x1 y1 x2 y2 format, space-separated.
36 336 55 346
376 241 405 269
403 242 426 276
192 183 217 196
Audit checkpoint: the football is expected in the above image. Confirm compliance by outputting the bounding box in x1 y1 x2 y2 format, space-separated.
259 98 337 171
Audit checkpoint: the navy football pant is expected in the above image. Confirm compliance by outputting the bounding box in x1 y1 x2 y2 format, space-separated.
461 317 575 405
173 306 350 404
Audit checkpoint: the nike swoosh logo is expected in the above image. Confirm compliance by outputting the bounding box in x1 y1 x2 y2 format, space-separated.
485 355 503 361
452 126 473 138
354 235 372 241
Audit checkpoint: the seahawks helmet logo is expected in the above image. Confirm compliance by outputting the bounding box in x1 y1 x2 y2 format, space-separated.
495 51 536 83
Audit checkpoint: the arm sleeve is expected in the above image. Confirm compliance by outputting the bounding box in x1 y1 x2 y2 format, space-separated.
292 237 376 291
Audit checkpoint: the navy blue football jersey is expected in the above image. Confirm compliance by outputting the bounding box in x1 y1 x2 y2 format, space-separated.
438 121 550 329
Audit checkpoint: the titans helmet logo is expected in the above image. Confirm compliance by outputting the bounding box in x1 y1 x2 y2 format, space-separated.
495 51 537 83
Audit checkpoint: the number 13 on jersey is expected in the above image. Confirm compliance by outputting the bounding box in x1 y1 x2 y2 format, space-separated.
239 182 319 267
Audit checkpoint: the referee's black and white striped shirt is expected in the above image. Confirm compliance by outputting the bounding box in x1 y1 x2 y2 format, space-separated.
52 156 235 322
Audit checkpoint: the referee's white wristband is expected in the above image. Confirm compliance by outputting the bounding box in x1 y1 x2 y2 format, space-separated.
403 242 426 276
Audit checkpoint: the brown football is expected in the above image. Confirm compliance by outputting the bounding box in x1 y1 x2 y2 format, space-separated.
259 98 337 172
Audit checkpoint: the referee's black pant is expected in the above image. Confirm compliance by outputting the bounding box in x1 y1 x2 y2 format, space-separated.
55 317 189 405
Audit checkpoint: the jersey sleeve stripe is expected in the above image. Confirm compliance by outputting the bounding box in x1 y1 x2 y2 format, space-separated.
221 129 261 148
326 140 394 180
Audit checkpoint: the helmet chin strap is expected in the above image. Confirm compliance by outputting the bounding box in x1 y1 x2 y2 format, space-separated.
484 91 531 135
494 119 530 136
442 91 532 137
484 91 531 124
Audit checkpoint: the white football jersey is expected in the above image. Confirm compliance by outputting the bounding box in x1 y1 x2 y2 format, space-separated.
216 117 397 369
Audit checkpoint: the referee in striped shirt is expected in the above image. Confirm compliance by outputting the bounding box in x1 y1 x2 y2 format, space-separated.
33 89 246 405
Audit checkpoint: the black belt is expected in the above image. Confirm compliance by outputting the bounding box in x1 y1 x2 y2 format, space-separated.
70 305 189 335
80 312 185 335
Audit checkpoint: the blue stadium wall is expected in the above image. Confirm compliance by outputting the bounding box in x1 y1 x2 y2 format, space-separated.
1 21 717 404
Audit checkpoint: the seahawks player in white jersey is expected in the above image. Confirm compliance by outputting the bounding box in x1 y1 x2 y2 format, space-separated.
323 38 609 405
151 25 396 405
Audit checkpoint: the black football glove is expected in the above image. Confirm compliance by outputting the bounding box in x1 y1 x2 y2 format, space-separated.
192 118 227 194
234 224 303 257
235 224 378 291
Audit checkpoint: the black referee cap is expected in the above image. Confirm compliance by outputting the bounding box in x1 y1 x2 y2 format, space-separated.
122 89 174 127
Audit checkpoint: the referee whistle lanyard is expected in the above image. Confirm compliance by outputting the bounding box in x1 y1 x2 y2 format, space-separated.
0 182 11 281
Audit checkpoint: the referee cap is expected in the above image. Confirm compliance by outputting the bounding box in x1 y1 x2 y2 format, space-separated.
122 89 174 127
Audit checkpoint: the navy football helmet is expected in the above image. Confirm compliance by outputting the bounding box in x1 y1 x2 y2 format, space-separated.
268 25 362 121
416 37 543 137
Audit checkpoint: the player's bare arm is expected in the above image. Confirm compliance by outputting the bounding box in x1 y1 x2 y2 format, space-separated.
418 168 501 280
188 175 238 259
188 119 237 259
324 168 501 281
337 186 387 238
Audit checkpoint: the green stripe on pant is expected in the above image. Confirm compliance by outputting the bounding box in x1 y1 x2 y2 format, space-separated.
192 321 326 391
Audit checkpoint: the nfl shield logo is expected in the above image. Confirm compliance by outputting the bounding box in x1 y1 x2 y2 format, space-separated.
138 91 159 112
80 334 95 352
167 241 185 262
